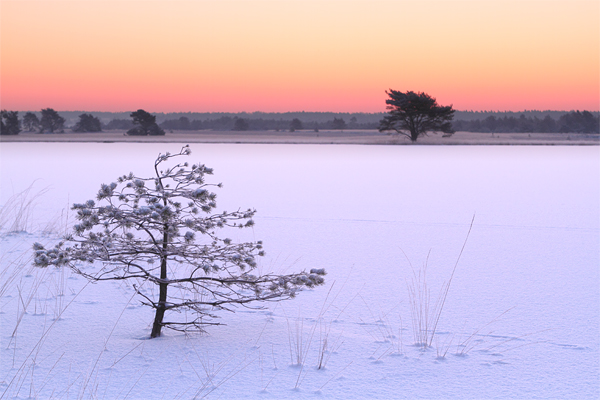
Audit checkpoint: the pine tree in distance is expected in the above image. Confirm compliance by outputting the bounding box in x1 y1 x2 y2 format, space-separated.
379 90 455 142
33 145 326 338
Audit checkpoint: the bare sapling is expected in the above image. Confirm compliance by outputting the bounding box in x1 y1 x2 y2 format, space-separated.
32 145 326 338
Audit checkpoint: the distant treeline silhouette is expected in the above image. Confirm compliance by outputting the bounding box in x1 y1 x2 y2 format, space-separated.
101 111 600 134
157 116 357 131
3 109 599 135
453 110 599 134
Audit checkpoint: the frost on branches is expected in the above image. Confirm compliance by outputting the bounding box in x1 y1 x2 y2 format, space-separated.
33 145 326 338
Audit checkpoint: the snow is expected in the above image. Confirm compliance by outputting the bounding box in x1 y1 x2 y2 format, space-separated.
1 143 598 399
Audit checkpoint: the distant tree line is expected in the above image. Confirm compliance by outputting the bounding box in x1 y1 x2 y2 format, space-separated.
112 111 600 134
2 109 598 135
0 108 164 136
1 108 94 134
142 111 600 133
452 111 599 134
157 116 354 132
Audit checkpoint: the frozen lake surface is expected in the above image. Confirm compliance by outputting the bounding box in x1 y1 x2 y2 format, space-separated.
1 143 598 399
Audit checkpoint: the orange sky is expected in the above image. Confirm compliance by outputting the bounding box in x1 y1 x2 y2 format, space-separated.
1 0 598 112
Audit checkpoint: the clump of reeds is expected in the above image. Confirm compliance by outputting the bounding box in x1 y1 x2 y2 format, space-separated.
0 182 49 234
406 216 475 349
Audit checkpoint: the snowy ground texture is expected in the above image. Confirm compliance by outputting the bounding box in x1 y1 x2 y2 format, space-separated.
0 143 598 399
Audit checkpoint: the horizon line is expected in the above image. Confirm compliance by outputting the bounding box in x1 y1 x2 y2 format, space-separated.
10 109 600 114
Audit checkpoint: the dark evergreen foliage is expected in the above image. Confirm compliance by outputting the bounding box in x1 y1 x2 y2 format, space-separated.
558 111 599 133
289 118 303 132
452 111 599 133
73 114 102 132
104 118 134 130
127 109 165 136
233 118 249 131
22 112 40 132
379 90 455 142
39 108 65 133
160 116 192 131
331 118 347 130
0 110 21 135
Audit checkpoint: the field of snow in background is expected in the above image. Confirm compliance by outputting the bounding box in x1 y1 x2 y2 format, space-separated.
0 143 598 399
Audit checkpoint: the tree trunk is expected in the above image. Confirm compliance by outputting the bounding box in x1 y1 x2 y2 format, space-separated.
150 278 167 338
151 229 169 338
410 129 419 142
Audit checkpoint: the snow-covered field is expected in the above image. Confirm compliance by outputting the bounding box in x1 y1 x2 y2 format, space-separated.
1 143 598 399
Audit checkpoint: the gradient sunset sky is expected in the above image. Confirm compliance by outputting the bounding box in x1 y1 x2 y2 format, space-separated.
1 0 598 113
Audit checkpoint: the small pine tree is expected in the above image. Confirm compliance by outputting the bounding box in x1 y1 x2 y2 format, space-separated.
33 146 325 338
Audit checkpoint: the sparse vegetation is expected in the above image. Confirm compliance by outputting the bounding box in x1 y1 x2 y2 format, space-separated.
406 216 474 348
0 183 50 234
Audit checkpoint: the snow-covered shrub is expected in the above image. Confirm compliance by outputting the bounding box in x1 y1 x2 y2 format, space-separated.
33 145 325 338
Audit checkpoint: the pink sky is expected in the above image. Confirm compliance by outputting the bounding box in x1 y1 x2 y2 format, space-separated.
1 0 598 112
